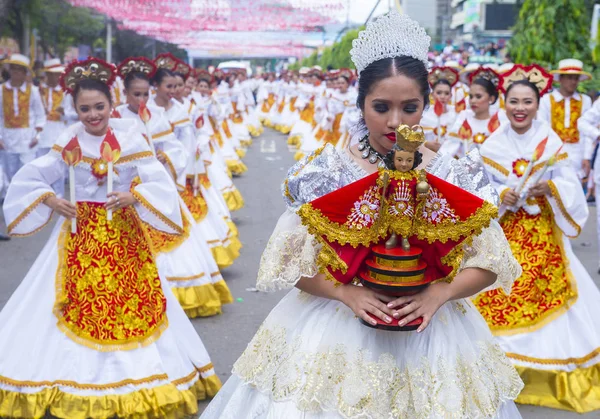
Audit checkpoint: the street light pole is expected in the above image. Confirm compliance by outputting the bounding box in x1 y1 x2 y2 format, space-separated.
106 18 113 63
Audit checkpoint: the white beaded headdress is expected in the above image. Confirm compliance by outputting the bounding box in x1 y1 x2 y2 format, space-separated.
350 10 430 75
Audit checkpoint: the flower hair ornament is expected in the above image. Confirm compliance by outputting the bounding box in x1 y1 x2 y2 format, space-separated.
468 67 501 88
154 52 179 71
117 56 157 79
428 66 459 88
60 57 117 94
499 64 553 96
350 10 430 74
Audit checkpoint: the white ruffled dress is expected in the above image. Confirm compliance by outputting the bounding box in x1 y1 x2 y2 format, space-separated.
201 144 525 419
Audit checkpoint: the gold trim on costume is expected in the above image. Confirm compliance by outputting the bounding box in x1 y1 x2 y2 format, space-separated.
507 347 600 366
158 150 178 181
51 145 153 166
7 192 55 236
0 376 221 419
482 156 510 177
152 127 173 139
167 272 206 282
131 181 184 234
548 180 581 237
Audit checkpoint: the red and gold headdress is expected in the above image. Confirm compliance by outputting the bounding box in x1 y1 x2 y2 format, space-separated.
428 66 459 88
117 56 157 79
213 69 225 80
154 52 179 71
499 64 553 96
468 66 500 88
60 57 117 94
338 68 355 82
195 68 213 84
173 60 191 78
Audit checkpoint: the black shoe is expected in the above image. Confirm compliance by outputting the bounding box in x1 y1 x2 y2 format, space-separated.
0 233 10 241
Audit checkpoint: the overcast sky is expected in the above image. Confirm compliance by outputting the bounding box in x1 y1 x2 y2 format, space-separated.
346 0 396 24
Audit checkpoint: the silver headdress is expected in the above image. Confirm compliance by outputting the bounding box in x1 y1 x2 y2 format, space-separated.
350 10 430 75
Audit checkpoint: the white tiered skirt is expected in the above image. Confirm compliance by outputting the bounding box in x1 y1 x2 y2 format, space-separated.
201 288 524 419
0 220 220 419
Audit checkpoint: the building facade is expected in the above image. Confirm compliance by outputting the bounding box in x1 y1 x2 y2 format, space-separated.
450 0 519 44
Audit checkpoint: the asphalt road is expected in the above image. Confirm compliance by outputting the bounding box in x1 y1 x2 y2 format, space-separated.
0 127 597 419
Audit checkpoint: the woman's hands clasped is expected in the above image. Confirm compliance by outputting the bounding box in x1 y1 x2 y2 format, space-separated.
385 282 450 333
338 285 395 326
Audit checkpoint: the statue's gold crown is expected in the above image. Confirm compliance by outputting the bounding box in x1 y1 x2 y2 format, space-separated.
395 124 425 153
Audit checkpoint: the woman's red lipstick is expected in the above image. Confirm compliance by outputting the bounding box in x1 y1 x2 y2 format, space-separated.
385 132 396 142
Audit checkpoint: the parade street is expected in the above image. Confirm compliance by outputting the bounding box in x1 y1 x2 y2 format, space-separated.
1 127 597 419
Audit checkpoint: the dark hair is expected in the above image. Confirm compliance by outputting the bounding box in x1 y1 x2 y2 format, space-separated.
198 79 210 88
152 68 175 86
432 79 452 90
471 78 499 104
173 72 186 82
123 71 150 91
73 78 112 105
357 56 430 111
337 75 350 85
505 80 541 104
383 145 423 170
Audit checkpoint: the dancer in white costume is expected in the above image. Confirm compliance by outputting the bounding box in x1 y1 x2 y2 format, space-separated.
440 67 506 158
149 63 241 269
201 12 523 419
420 67 457 151
115 56 232 318
0 58 220 419
475 65 600 413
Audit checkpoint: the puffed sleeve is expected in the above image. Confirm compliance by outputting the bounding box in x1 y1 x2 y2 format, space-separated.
257 144 364 291
461 220 522 294
3 152 64 236
129 136 184 235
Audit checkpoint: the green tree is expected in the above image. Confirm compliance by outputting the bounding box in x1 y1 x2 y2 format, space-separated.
509 0 592 67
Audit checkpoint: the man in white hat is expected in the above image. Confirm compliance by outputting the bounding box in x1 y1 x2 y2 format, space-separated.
538 58 593 179
37 58 75 198
0 54 46 180
0 54 46 240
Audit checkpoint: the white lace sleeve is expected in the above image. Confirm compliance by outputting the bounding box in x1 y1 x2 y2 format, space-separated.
461 220 522 294
256 209 321 292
